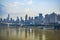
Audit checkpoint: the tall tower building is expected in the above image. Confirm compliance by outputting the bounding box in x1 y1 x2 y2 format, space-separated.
45 12 57 24
20 17 24 24
25 14 28 21
57 15 60 24
16 16 19 23
39 13 44 24
7 14 10 20
45 14 50 24
49 12 57 23
7 14 10 22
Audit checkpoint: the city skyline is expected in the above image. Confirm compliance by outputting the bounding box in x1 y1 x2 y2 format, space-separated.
0 12 60 25
0 0 60 19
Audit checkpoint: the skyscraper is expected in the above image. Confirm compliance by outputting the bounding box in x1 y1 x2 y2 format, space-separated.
45 12 57 24
34 13 44 25
20 17 24 24
57 15 60 24
39 13 44 24
25 14 28 21
7 14 10 23
0 18 2 23
49 12 57 23
16 16 19 23
45 14 50 24
29 16 34 24
34 16 39 25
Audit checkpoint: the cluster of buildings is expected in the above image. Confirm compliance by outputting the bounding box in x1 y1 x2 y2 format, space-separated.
0 12 60 25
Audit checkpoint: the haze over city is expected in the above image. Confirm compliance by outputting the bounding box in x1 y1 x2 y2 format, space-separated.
0 0 60 19
0 1 60 40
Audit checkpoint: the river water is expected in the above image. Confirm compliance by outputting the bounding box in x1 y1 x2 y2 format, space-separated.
0 26 60 40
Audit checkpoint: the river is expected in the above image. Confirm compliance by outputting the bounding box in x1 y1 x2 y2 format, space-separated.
0 26 60 40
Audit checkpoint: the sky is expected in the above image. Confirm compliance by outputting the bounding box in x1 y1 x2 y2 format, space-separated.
0 0 60 19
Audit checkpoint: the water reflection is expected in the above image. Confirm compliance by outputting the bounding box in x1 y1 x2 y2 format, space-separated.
0 26 60 40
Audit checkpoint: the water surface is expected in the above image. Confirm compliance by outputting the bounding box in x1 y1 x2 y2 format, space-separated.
0 26 60 40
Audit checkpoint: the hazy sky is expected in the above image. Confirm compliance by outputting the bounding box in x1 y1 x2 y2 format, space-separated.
0 0 60 19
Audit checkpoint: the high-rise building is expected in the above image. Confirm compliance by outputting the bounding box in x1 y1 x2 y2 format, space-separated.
20 17 24 24
0 18 2 23
57 15 60 24
29 16 34 24
8 14 10 20
16 16 19 23
39 13 42 18
34 16 40 25
34 13 44 25
10 18 14 23
25 14 28 21
25 14 29 24
21 17 23 21
45 12 57 24
45 14 50 24
49 12 57 23
39 13 44 24
7 14 10 23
